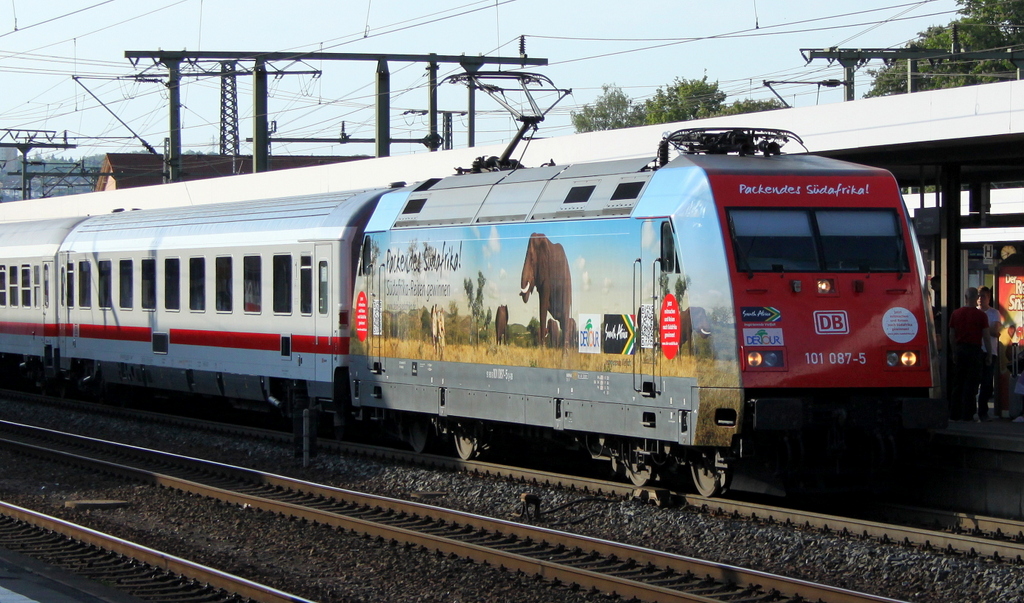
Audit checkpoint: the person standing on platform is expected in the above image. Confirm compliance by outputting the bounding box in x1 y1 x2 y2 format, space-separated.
949 287 990 421
978 286 1002 420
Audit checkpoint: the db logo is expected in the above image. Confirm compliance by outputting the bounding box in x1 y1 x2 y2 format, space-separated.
814 311 849 335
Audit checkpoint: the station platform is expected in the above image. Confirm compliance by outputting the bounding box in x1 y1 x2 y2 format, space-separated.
903 419 1024 519
0 547 142 603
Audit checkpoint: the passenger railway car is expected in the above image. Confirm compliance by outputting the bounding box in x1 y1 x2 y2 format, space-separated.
0 129 944 496
0 190 383 424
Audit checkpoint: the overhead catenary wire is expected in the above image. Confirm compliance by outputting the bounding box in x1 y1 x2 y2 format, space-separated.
0 1 979 158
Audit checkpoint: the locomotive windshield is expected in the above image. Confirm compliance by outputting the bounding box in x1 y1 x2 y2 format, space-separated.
728 208 908 273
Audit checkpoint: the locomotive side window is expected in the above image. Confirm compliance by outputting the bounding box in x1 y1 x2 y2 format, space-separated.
273 254 292 314
360 236 372 276
97 261 112 309
0 266 6 306
660 221 679 273
318 261 329 315
189 257 206 312
66 262 74 308
215 256 232 312
300 255 313 315
243 256 261 313
816 210 908 272
729 210 819 272
141 259 156 310
165 258 180 311
78 261 91 308
21 265 31 307
9 265 17 307
119 260 133 309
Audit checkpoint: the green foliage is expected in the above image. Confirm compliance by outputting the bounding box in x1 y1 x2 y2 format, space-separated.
644 76 727 124
866 0 1024 97
572 79 784 133
571 84 647 133
463 271 488 344
717 97 786 116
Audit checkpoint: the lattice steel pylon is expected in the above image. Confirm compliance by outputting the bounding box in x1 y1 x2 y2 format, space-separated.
219 61 240 156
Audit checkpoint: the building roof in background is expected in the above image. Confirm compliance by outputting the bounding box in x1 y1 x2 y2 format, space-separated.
96 153 369 191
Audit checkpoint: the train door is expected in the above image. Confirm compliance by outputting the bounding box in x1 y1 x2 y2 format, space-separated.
359 234 385 374
634 219 681 398
314 243 334 384
56 252 72 364
634 220 658 397
41 260 56 375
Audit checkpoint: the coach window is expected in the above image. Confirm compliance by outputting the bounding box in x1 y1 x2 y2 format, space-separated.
119 259 133 309
273 254 292 314
216 256 232 312
0 266 6 306
189 257 206 312
21 265 31 307
165 258 180 311
33 265 40 308
78 261 91 308
300 255 313 315
66 263 74 308
141 259 156 310
9 266 17 307
98 261 112 309
318 261 329 315
42 265 49 308
243 256 261 313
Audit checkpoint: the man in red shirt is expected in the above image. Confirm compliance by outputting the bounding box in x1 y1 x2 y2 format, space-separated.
948 287 991 421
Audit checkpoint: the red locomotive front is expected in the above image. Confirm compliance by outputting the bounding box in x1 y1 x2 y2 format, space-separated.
711 170 936 392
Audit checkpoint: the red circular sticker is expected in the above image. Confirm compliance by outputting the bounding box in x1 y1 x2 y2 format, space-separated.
660 293 680 360
355 291 369 342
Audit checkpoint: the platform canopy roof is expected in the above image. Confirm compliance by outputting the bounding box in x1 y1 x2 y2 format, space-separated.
2 79 1023 223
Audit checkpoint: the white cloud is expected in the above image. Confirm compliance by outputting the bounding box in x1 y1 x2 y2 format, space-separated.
641 220 657 252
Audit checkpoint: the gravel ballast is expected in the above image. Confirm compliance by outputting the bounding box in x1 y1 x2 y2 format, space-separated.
1 399 1022 602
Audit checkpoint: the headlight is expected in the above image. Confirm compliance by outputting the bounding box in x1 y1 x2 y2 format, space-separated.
746 350 784 369
887 351 919 367
817 279 834 294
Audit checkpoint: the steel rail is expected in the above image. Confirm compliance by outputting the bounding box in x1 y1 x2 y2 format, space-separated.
0 500 314 603
0 420 902 603
6 391 1024 562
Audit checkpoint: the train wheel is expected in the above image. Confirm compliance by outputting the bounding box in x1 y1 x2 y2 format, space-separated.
625 461 653 487
406 417 430 454
691 454 730 497
453 434 479 460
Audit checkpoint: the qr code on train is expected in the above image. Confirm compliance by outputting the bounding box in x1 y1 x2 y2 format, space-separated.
372 299 382 336
639 304 654 349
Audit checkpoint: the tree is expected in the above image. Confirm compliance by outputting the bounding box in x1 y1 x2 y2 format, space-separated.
643 76 727 125
571 78 785 134
866 0 1024 97
717 97 785 116
571 85 647 133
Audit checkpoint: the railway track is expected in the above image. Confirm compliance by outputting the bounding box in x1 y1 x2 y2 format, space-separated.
0 499 313 603
0 418 903 603
5 390 1024 566
16 391 1024 556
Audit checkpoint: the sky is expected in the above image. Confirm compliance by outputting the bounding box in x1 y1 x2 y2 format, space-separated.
0 0 964 162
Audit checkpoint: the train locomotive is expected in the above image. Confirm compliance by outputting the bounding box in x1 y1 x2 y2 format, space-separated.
0 128 944 496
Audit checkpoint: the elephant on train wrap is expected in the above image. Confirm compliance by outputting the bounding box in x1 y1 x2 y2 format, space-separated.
520 233 572 348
